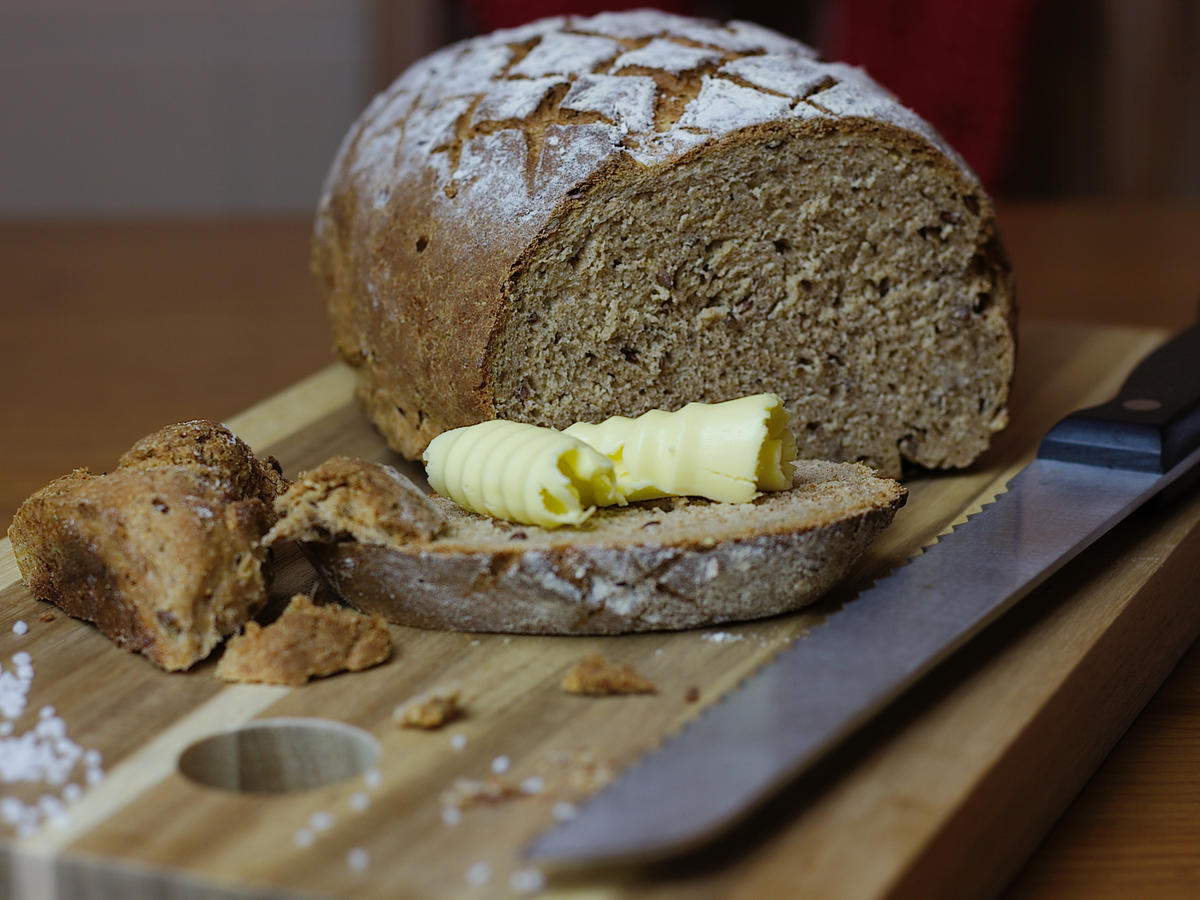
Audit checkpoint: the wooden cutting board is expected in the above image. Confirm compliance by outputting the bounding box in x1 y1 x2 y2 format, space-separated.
2 321 1198 900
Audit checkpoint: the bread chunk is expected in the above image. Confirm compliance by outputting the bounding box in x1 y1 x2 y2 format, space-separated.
266 456 446 546
215 594 391 686
314 10 1015 477
562 655 656 695
299 459 906 634
7 419 286 670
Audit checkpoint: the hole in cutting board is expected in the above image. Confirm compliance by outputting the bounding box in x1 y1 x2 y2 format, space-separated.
178 717 380 793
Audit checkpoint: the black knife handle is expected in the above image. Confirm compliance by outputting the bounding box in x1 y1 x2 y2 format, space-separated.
1038 321 1200 473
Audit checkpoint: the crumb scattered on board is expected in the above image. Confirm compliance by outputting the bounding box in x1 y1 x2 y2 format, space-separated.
395 683 462 729
216 594 391 686
561 654 656 695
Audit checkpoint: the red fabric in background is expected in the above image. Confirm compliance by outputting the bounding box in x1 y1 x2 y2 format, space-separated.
467 0 693 31
825 0 1038 188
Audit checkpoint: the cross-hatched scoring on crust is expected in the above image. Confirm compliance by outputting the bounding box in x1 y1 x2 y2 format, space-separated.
408 17 866 200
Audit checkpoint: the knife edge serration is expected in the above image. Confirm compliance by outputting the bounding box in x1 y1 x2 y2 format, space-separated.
524 459 1165 865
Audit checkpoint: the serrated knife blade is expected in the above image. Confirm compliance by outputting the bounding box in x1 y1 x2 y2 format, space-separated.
525 321 1200 867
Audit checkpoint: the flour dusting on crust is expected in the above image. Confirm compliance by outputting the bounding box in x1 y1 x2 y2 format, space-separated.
327 10 974 242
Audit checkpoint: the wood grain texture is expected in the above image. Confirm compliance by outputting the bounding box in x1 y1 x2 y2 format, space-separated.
2 208 1200 897
2 322 1199 899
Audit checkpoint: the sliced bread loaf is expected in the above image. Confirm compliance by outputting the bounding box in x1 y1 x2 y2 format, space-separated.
314 10 1015 478
274 458 906 634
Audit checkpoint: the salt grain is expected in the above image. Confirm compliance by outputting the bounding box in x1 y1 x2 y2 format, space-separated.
1 653 105 834
702 631 744 644
363 767 382 789
510 867 546 893
520 775 545 795
349 791 370 812
450 733 467 751
466 860 493 886
292 827 315 847
309 810 334 831
552 801 578 821
12 622 27 636
491 755 510 775
441 805 462 827
347 847 370 872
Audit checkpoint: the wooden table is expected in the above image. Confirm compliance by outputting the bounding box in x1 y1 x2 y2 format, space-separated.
2 205 1199 897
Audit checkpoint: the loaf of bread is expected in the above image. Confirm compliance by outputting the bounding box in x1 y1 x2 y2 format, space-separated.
314 10 1015 478
274 457 905 634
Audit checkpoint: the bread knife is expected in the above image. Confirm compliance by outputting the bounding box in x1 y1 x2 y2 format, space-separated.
524 320 1200 866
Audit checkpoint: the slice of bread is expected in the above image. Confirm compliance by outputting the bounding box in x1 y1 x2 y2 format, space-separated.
273 458 906 634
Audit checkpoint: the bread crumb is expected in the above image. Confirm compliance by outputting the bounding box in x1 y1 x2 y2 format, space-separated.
37 613 55 623
550 748 617 793
395 683 462 729
561 654 655 695
215 594 391 686
440 776 520 811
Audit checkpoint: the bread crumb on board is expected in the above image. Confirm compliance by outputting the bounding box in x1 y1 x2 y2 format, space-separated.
395 683 462 729
216 594 391 686
561 654 656 695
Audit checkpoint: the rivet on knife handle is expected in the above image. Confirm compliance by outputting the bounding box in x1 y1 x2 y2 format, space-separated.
1039 321 1200 472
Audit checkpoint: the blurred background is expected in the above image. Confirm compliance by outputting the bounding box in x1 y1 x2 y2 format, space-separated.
2 1 1199 523
2 0 1198 218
